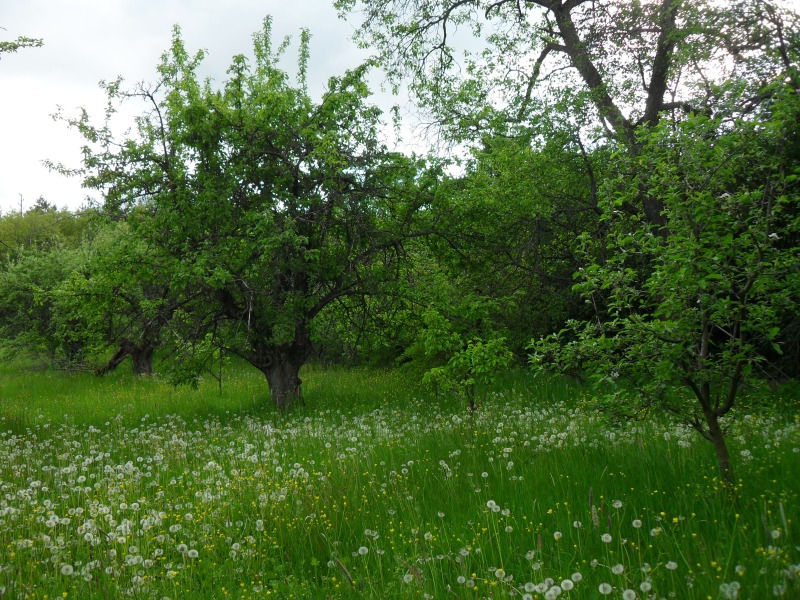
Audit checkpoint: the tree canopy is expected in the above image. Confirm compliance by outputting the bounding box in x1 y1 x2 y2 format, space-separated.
54 19 435 406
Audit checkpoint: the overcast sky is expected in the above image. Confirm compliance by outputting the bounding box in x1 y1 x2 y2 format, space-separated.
0 0 413 214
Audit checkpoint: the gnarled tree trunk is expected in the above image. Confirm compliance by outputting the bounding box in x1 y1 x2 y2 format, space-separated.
97 339 156 376
250 328 312 409
131 343 156 376
263 356 304 409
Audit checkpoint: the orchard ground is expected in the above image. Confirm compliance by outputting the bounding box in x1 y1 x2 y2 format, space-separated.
0 361 798 599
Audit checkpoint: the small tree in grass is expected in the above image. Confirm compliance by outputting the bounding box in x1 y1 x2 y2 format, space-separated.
414 302 514 412
531 82 800 488
423 333 514 413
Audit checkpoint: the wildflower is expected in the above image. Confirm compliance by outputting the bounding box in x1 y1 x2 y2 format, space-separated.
622 590 637 600
612 500 623 509
524 582 536 592
187 549 199 558
640 581 652 592
546 585 562 598
403 573 413 583
560 579 574 590
601 533 612 543
599 582 613 595
612 564 624 575
358 546 368 555
632 519 642 528
571 572 583 582
60 564 74 576
665 561 678 571
553 531 563 540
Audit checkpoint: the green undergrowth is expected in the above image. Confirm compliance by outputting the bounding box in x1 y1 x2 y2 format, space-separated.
0 362 798 599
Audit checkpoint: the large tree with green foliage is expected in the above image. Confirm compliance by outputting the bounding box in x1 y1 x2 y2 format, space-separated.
532 81 800 486
338 0 799 224
338 0 800 484
56 19 433 407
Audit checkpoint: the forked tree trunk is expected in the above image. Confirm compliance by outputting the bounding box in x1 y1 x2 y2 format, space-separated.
98 339 156 376
706 411 734 490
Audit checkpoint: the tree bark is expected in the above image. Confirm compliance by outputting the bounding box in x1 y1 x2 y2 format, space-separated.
97 339 156 376
263 357 304 409
131 344 155 376
250 328 312 409
706 411 735 490
97 339 135 375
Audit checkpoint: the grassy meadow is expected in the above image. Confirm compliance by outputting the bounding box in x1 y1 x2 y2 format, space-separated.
0 361 798 599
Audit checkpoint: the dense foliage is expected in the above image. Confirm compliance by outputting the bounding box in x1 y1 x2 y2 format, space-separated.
1 1 799 486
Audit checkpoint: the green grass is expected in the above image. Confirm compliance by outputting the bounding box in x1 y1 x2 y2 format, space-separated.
0 361 798 599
